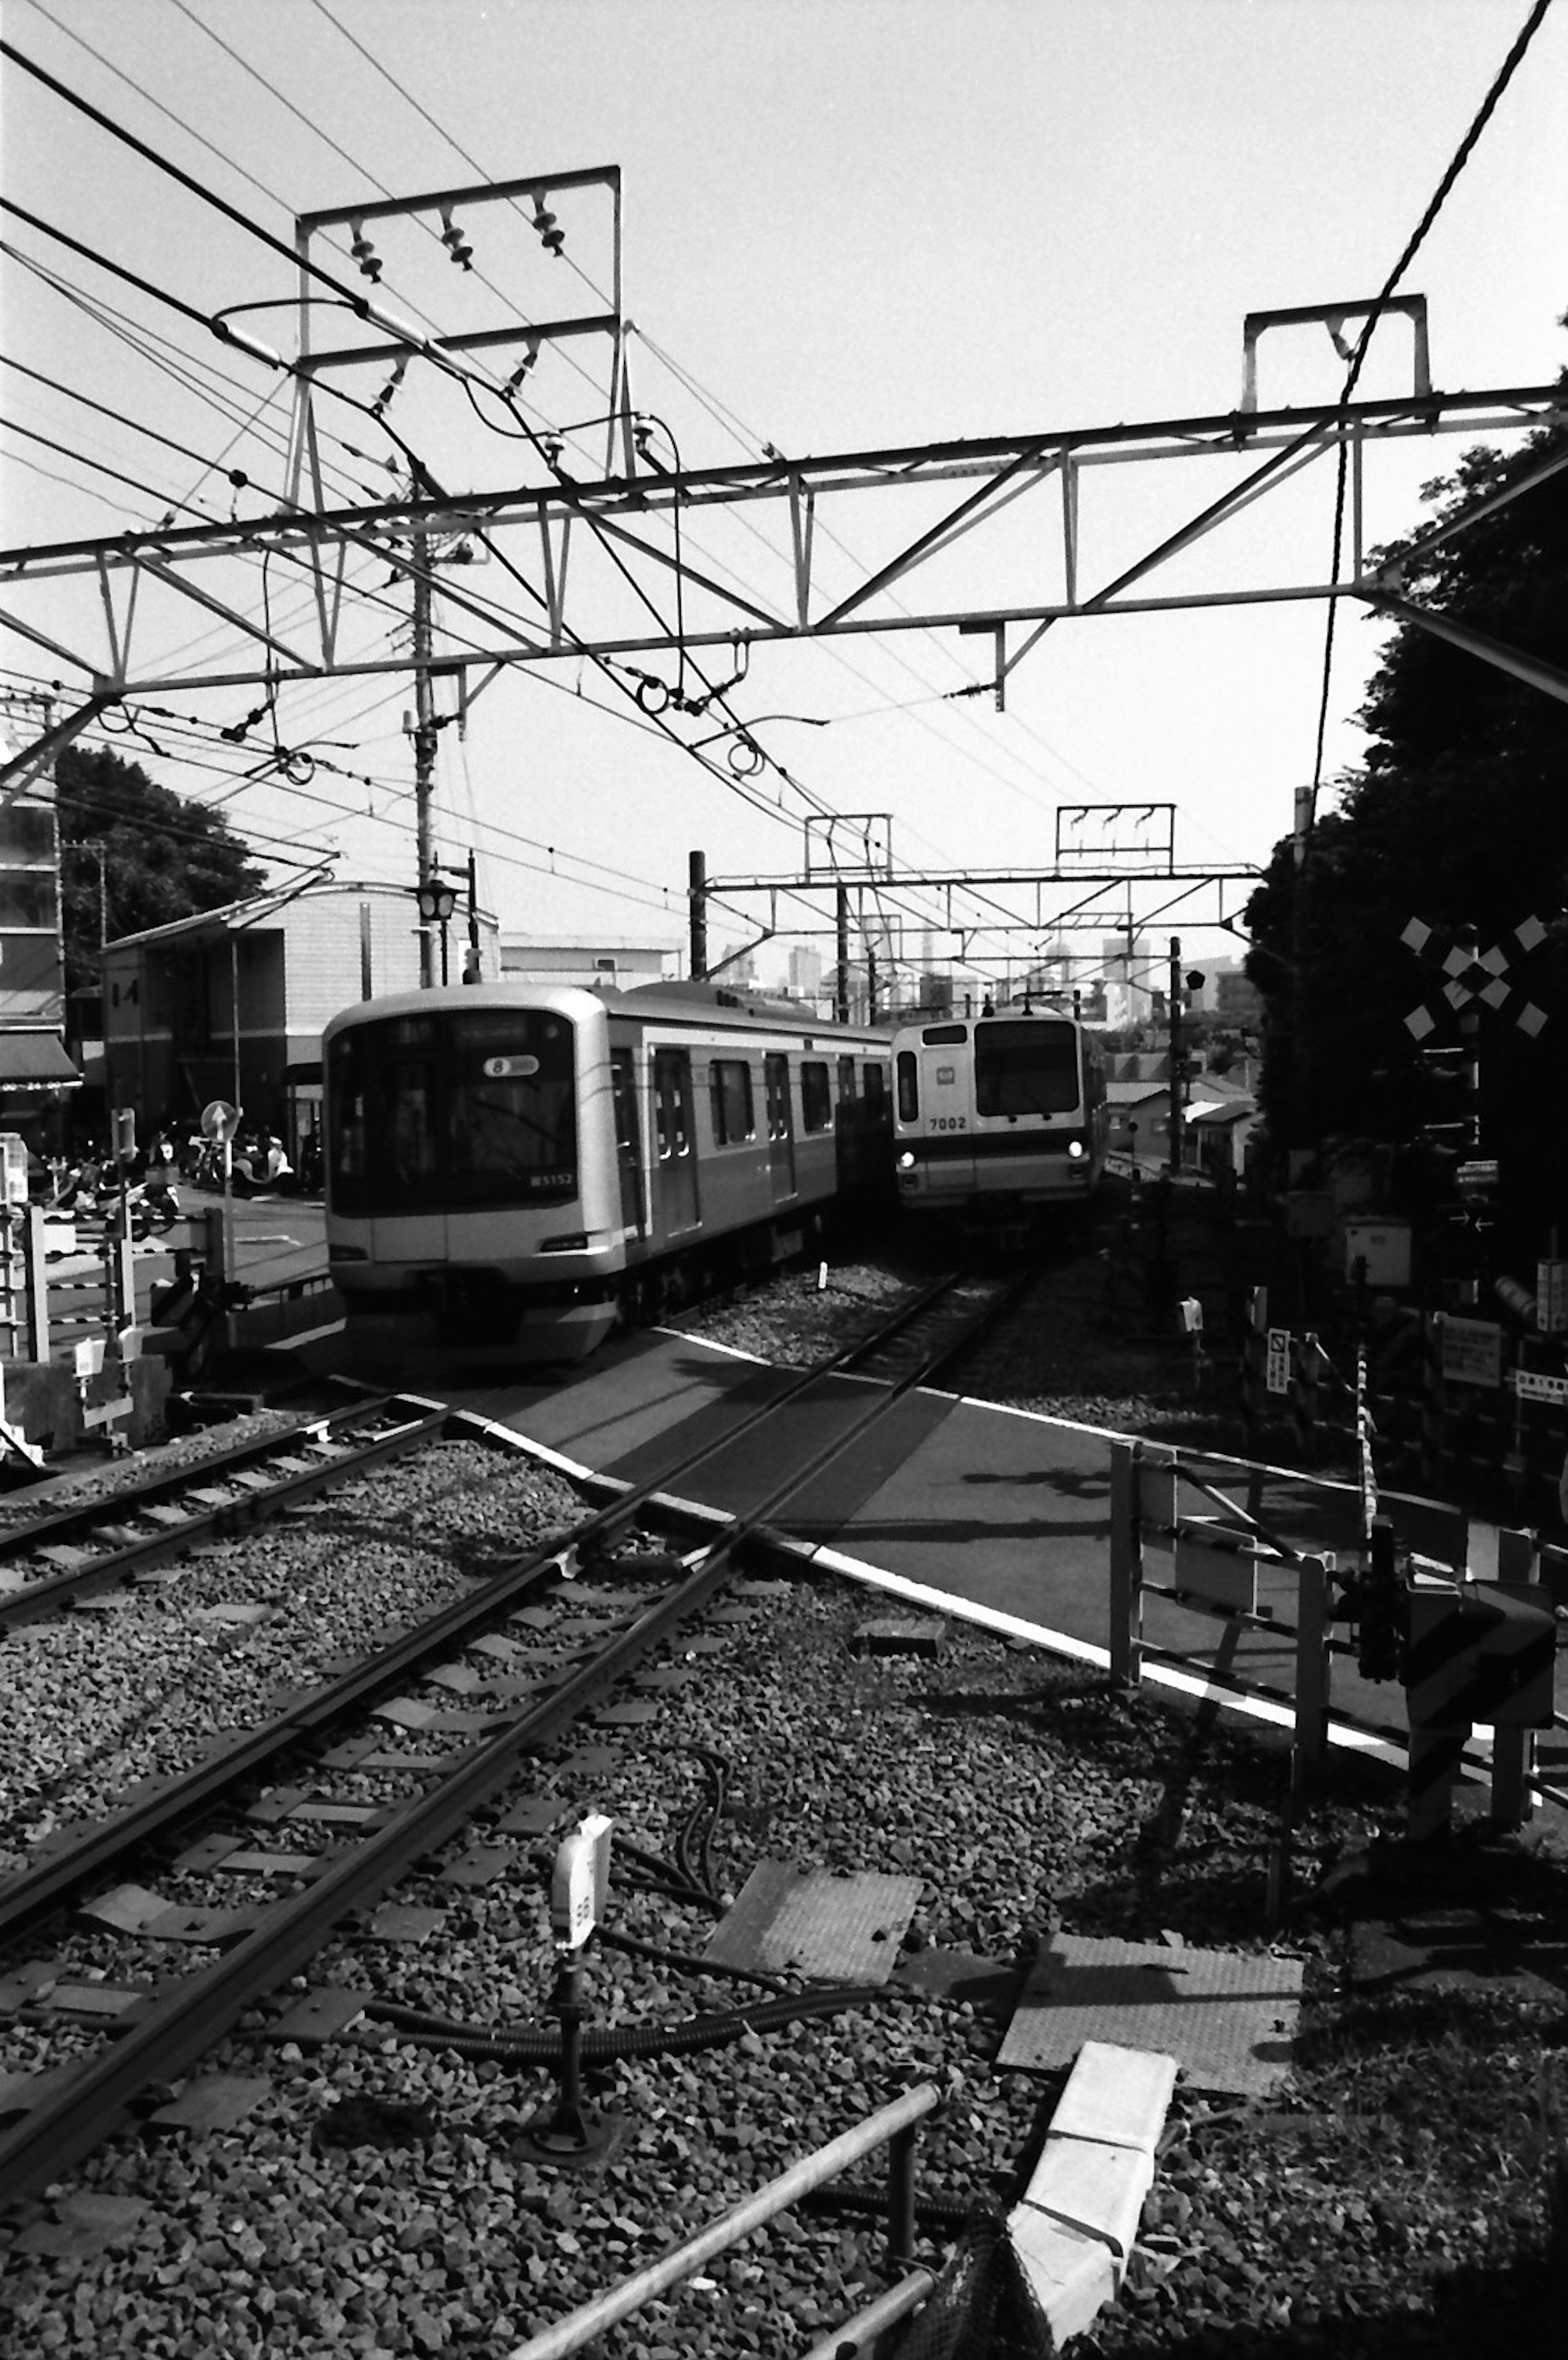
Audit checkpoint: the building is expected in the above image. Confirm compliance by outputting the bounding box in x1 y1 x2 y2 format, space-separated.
0 790 79 1150
498 940 679 989
1211 962 1265 1025
100 878 500 1163
788 944 823 998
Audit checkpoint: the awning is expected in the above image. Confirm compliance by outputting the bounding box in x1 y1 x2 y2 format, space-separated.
0 1033 82 1091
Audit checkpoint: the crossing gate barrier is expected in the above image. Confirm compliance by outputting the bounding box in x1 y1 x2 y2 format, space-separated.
1109 1440 1337 1788
1400 1558 1558 1842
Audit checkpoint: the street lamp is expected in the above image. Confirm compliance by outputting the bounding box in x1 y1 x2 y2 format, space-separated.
414 877 458 985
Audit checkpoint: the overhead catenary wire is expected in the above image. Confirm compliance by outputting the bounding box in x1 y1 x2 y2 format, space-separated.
4 24 1171 974
1304 0 1557 834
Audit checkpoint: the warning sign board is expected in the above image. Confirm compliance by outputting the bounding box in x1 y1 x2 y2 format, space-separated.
1439 1316 1503 1389
1265 1329 1292 1395
1513 1369 1568 1408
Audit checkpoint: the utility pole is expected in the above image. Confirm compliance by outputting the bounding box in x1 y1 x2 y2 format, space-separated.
688 849 708 979
410 528 438 989
1168 936 1184 1176
835 887 850 1025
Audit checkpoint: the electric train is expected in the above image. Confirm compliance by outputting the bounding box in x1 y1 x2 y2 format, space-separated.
891 1004 1109 1220
323 979 893 1365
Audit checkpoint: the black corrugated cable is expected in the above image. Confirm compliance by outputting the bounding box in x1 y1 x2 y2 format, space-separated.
363 1982 892 2062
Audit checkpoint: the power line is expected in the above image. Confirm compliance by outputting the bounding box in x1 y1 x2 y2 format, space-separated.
1306 0 1557 828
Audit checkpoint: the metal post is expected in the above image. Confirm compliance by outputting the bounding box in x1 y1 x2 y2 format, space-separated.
885 2112 921 2270
412 528 437 989
1168 934 1183 1174
836 885 850 1024
1108 1439 1142 1687
1292 1554 1331 1786
21 1204 49 1361
688 848 708 979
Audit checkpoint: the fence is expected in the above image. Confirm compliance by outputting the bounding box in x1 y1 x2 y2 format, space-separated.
1239 1285 1568 1524
1108 1433 1564 1843
504 2082 941 2360
0 1202 196 1461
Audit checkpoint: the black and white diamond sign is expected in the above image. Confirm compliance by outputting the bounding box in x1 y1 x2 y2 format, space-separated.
1402 913 1550 1040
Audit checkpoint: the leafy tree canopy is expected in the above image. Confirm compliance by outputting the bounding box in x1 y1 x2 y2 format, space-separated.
1243 350 1568 1243
54 742 265 999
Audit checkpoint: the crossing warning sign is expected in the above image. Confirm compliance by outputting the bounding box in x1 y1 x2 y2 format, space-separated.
1404 1582 1557 1731
1265 1328 1292 1395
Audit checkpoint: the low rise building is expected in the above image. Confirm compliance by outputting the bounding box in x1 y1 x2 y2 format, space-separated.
100 878 500 1164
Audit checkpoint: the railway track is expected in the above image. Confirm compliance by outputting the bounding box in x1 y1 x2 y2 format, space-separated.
0 1390 451 1635
0 1266 1018 2209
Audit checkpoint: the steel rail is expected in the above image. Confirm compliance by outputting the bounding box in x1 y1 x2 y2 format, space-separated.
0 1282 963 1941
0 1393 390 1563
0 1275 1005 2199
0 1543 739 2202
0 1396 448 1635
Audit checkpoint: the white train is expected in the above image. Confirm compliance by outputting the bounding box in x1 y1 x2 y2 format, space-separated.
323 980 893 1365
891 1005 1109 1219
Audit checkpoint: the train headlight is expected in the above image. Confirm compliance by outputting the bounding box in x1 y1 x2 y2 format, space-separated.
898 1150 916 1170
1067 1140 1085 1160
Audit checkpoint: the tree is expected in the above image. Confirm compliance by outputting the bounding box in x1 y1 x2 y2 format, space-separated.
1245 356 1568 1245
54 742 265 1002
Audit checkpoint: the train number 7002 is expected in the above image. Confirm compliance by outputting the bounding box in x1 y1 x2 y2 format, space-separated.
931 1116 967 1131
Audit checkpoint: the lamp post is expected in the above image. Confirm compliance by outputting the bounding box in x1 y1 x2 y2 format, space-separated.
414 877 458 986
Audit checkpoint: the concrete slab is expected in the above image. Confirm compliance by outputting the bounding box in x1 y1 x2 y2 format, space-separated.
999 1933 1302 2097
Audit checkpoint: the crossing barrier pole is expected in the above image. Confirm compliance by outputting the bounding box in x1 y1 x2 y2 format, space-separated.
1240 1285 1267 1455
1108 1440 1143 1688
1291 1554 1332 1790
1420 1313 1446 1491
1290 1332 1320 1464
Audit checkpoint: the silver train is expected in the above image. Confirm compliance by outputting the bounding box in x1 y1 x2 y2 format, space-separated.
323 979 893 1364
891 1005 1109 1218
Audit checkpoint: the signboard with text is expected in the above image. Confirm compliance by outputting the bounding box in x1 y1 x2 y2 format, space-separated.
1439 1316 1504 1389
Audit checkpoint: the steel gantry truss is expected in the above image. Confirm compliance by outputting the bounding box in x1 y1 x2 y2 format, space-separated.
3 287 1567 800
4 391 1567 717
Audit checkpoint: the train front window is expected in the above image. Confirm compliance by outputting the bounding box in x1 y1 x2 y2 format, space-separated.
974 1020 1080 1118
327 1008 578 1214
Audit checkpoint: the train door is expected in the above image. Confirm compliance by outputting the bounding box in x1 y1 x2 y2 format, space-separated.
610 1047 645 1236
764 1052 796 1200
652 1047 699 1233
912 1024 976 1195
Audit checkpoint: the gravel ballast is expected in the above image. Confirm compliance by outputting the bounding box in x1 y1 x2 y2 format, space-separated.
0 1250 1564 2357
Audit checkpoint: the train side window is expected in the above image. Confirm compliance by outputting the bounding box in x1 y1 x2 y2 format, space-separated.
895 1050 918 1122
710 1058 754 1145
801 1061 832 1132
837 1056 856 1101
862 1063 886 1103
764 1053 793 1139
654 1049 692 1158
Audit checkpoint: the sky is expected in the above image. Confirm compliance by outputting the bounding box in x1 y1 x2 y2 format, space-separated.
2 0 1565 1001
